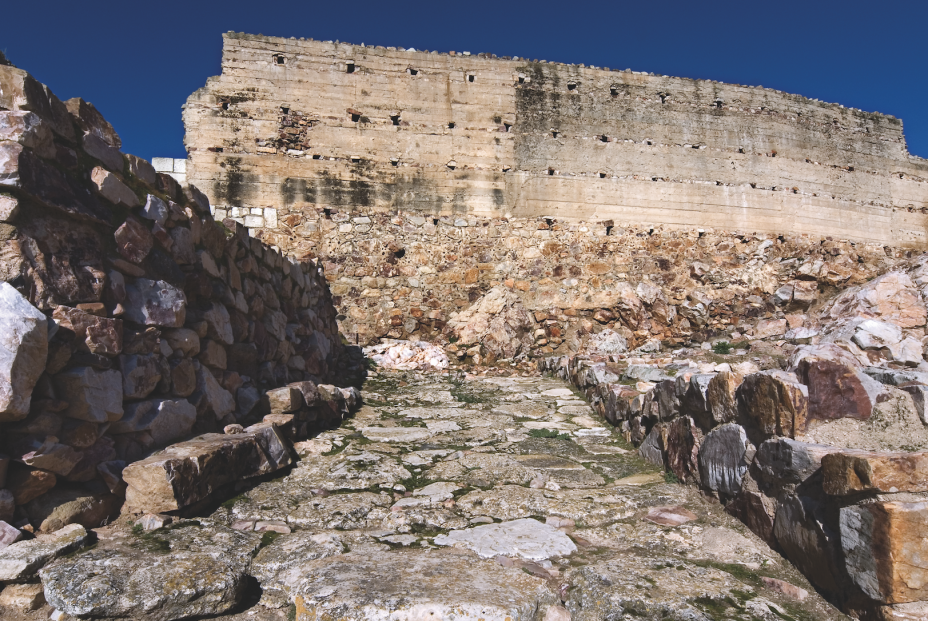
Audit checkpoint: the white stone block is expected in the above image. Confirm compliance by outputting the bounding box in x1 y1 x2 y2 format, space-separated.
151 157 174 172
244 215 264 228
264 208 278 228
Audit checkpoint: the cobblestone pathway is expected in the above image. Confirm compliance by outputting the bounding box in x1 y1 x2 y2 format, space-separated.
211 370 843 621
29 371 847 621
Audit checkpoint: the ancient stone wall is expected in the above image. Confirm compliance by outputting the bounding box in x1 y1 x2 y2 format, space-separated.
185 32 928 248
0 63 353 534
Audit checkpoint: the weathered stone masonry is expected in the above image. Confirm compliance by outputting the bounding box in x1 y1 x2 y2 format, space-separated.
185 32 928 248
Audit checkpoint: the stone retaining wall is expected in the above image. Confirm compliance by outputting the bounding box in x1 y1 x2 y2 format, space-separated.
0 63 353 535
184 32 928 247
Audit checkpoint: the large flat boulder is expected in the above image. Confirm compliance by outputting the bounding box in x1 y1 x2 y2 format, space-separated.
122 424 292 513
41 520 260 620
0 524 90 581
822 450 928 496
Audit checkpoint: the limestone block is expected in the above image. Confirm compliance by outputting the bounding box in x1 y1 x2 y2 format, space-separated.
204 302 234 345
0 282 49 421
110 399 196 446
698 423 751 497
170 225 195 264
90 166 136 207
16 436 83 476
170 358 196 398
7 467 56 504
124 278 186 327
0 520 21 547
852 319 903 351
122 432 289 512
52 305 122 356
54 367 123 422
840 501 928 604
0 583 45 611
823 450 928 495
433 518 576 560
141 193 169 225
0 524 90 581
197 339 227 370
0 65 74 139
266 385 304 413
701 371 743 430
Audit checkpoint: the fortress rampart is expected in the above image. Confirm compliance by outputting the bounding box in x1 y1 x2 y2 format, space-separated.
184 32 928 247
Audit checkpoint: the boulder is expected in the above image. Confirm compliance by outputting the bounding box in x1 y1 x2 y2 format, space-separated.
16 436 82 476
840 501 928 604
90 166 137 206
124 279 186 327
23 487 121 532
791 344 891 422
54 366 123 422
822 450 928 496
7 467 56 504
65 97 121 148
162 328 200 357
736 370 808 442
774 494 844 596
698 423 751 497
0 523 90 581
665 416 701 484
0 282 48 421
140 193 169 225
586 329 627 354
40 521 260 620
83 133 124 173
266 386 304 413
0 110 55 158
203 302 234 345
0 583 45 611
754 438 839 489
0 520 22 547
122 431 292 513
110 399 197 446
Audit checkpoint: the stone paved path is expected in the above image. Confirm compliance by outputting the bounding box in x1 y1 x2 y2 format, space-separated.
22 370 847 621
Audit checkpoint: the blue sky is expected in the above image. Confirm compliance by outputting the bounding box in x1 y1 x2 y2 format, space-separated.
3 0 926 161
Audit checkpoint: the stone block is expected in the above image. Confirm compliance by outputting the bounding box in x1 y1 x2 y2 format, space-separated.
754 437 839 488
7 467 56 504
0 110 55 158
122 431 291 513
0 583 46 610
823 450 928 496
840 501 928 604
736 370 808 442
90 166 137 206
0 523 90 581
698 423 751 497
124 279 186 327
170 358 196 398
16 437 83 476
193 365 235 419
52 305 122 356
792 343 891 422
204 302 234 345
54 366 123 423
701 371 743 430
125 154 156 185
82 133 124 173
0 520 22 548
110 399 197 446
665 416 701 484
266 386 304 413
0 282 49 421
774 494 844 596
0 66 74 139
65 98 121 148
114 216 153 263
163 328 200 357
23 487 121 532
197 339 228 370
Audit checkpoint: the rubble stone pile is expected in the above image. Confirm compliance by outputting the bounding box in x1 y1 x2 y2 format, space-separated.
542 261 928 619
0 62 358 548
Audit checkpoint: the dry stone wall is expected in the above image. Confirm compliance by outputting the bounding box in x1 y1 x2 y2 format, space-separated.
541 259 928 619
0 63 355 535
185 32 928 248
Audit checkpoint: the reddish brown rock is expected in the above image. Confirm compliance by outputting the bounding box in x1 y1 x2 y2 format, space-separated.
114 217 153 264
822 450 928 496
7 467 56 505
665 416 701 485
823 272 926 329
791 344 891 422
52 305 123 356
701 371 743 429
736 370 808 442
644 505 697 526
65 97 121 148
726 489 776 545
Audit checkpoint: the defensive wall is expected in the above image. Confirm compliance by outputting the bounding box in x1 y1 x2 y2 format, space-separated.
184 32 928 248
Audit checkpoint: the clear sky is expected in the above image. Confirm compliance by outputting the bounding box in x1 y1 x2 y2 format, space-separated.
2 0 926 162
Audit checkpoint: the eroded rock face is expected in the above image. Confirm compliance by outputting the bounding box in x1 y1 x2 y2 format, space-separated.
823 272 926 329
0 283 48 421
698 423 751 497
